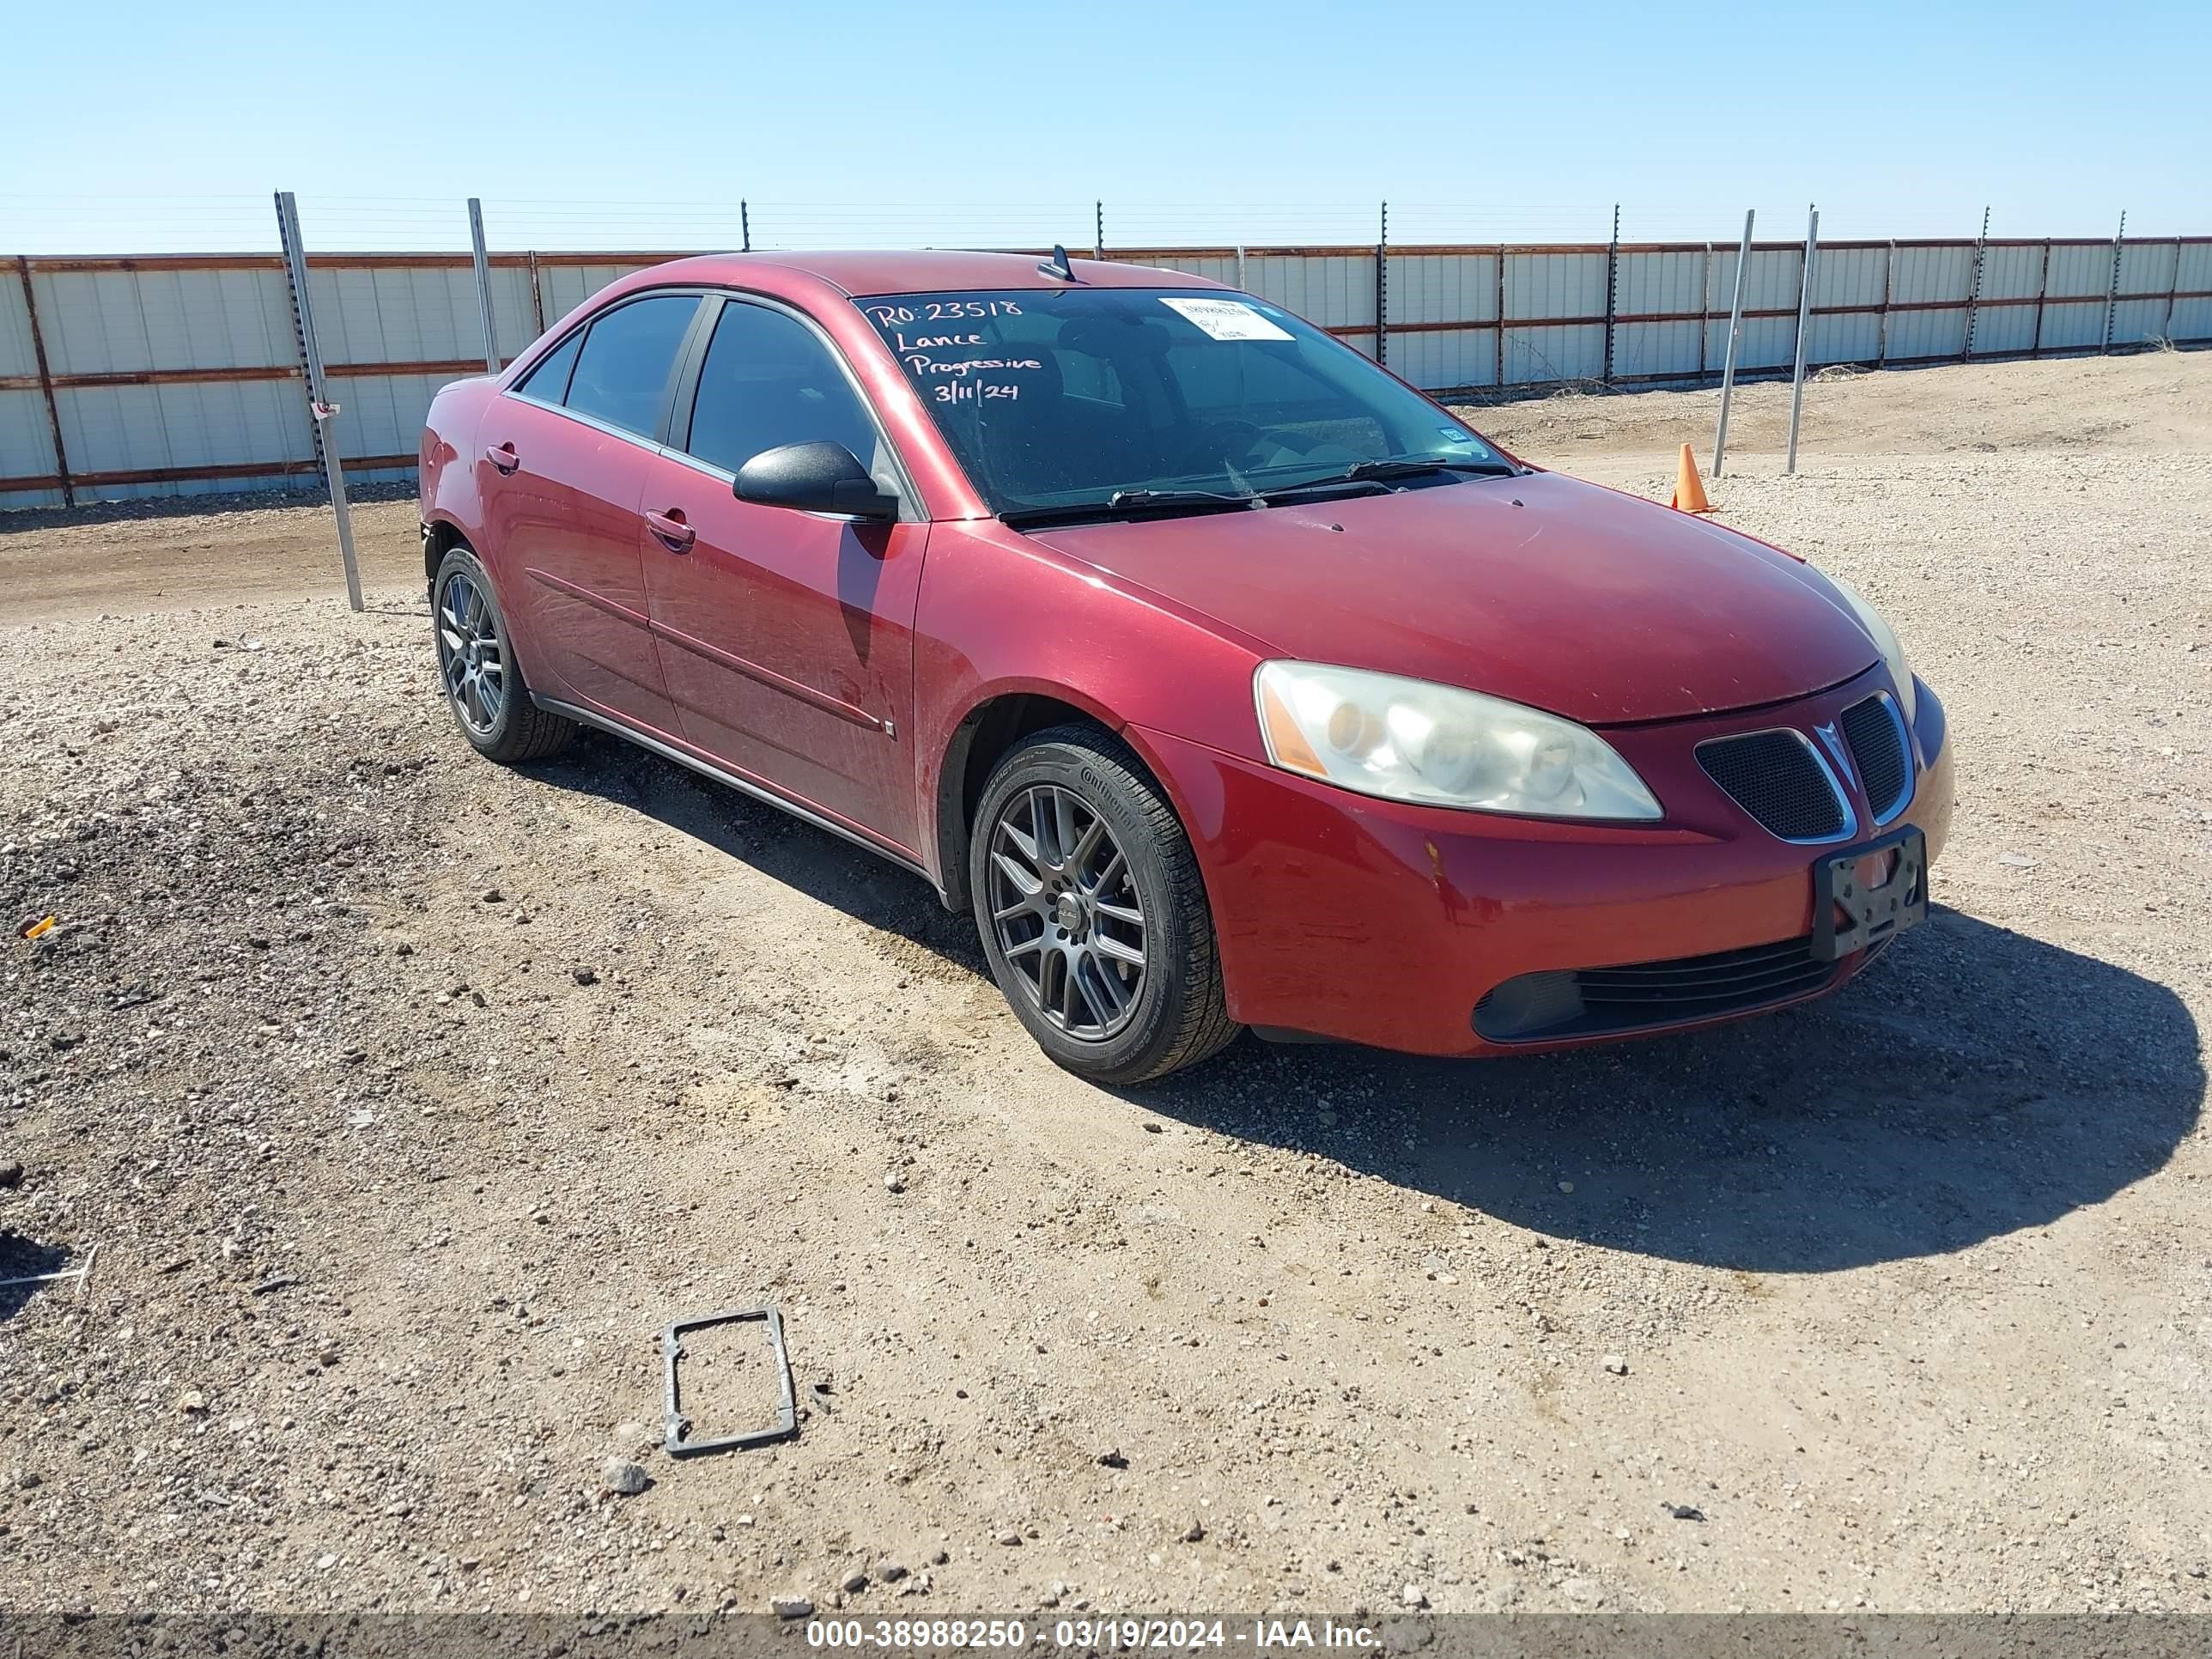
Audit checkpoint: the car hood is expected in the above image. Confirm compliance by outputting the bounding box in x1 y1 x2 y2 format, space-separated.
1021 471 1878 724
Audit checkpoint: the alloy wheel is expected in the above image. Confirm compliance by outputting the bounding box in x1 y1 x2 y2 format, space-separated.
987 784 1148 1041
436 570 507 737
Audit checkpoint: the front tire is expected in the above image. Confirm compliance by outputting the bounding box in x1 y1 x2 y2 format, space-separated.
969 726 1239 1085
432 544 575 763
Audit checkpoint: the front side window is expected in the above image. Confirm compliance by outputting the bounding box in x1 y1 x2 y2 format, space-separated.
683 301 879 476
562 295 701 438
854 288 1508 520
515 328 583 404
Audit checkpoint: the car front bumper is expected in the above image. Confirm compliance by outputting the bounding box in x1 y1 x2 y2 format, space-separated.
1135 668 1954 1057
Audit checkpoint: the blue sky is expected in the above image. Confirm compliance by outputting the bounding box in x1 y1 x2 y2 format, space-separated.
5 0 2207 252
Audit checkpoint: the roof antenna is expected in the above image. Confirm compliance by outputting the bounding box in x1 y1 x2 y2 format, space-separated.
1036 243 1079 283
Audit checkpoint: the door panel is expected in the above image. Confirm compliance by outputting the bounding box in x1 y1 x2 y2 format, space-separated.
640 456 927 855
474 291 707 738
478 400 676 735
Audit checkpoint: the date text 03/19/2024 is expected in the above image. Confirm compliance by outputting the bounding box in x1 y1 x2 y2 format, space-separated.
804 1618 1383 1650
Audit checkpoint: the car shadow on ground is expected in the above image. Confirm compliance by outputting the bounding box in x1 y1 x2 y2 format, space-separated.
533 735 2202 1274
0 1234 74 1322
531 732 988 976
1132 905 2204 1272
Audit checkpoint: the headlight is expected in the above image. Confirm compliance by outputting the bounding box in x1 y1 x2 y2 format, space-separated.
1823 575 1916 724
1255 662 1662 820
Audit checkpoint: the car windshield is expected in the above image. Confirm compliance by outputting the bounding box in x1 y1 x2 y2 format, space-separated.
854 287 1511 523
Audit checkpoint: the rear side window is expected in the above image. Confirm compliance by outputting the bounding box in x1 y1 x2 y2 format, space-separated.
563 295 701 437
683 301 878 476
514 330 583 404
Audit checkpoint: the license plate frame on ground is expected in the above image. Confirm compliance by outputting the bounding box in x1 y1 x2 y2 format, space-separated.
1812 823 1928 961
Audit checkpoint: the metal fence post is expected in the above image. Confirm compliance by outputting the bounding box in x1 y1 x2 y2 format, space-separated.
1711 209 1753 477
2102 209 2126 352
527 251 546 333
274 191 362 614
1493 244 1507 388
1963 204 1990 360
1235 244 1247 293
1373 201 1389 367
2031 238 2051 356
1876 240 1895 364
1697 242 1712 380
1602 203 1620 383
2162 234 2185 342
1786 204 1820 476
14 255 73 507
1095 201 1105 261
741 200 751 253
468 197 498 373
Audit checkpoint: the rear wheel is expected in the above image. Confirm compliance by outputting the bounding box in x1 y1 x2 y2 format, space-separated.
432 544 575 763
969 726 1238 1085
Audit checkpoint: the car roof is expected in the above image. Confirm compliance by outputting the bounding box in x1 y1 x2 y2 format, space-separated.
632 249 1228 298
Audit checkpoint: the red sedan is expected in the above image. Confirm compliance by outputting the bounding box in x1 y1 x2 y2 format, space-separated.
418 249 1952 1084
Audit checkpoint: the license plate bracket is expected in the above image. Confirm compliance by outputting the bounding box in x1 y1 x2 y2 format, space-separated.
1812 824 1927 962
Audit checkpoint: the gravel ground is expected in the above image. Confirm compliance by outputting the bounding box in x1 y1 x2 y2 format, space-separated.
2 354 2208 1618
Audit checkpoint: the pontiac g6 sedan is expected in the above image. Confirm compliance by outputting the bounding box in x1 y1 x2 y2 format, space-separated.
418 249 1953 1085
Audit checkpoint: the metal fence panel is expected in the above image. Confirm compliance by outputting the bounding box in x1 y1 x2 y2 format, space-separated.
2110 298 2170 345
1504 251 1605 322
2037 299 2108 350
1615 248 1705 319
1390 326 1496 390
1887 244 1973 305
2117 240 2178 295
1979 243 2045 301
2043 242 2112 299
1504 322 1603 384
1387 252 1498 324
1255 252 1376 331
2178 241 2212 292
307 264 481 366
2170 296 2212 339
33 265 297 374
1812 245 1887 309
1613 319 1702 380
1705 313 1798 372
0 275 37 378
1885 305 1970 360
57 378 308 480
1808 311 1881 364
1972 302 2039 356
0 392 61 504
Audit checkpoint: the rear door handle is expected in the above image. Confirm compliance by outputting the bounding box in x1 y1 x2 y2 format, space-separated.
646 507 696 551
485 442 520 474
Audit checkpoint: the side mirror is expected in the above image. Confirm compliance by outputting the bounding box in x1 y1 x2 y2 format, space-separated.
733 441 898 520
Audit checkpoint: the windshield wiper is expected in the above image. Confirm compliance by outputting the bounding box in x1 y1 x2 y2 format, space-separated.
1254 455 1519 506
1342 456 1521 482
1000 488 1258 529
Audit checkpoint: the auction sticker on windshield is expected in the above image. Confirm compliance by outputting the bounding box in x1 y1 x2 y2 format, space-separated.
1159 297 1295 342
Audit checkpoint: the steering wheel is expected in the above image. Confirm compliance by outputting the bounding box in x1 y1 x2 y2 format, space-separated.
1197 418 1279 469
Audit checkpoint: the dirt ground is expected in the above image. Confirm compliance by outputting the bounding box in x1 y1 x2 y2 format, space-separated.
2 352 2208 1620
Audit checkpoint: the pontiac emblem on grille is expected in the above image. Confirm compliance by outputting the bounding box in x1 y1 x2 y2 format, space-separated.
1814 721 1856 788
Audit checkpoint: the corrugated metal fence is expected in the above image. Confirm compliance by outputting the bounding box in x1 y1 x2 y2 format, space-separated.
4 234 2209 510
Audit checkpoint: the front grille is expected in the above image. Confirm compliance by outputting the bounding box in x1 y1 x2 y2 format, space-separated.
1697 730 1846 840
1474 935 1838 1042
1840 694 1911 823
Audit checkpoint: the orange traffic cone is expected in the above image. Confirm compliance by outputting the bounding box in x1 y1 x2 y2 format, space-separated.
1670 443 1715 514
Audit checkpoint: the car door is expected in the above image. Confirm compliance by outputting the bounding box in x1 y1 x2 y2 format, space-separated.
478 291 705 738
637 295 928 859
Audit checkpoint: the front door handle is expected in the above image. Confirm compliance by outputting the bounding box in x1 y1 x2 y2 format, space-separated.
646 507 696 552
485 442 520 475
